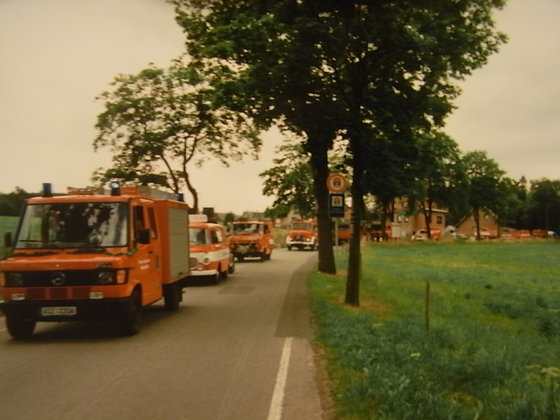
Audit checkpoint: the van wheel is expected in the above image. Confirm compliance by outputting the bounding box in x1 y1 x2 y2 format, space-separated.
120 290 142 336
6 314 36 340
211 271 221 284
220 265 228 280
164 282 182 311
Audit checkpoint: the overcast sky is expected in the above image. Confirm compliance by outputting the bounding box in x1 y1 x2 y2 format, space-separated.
0 0 558 214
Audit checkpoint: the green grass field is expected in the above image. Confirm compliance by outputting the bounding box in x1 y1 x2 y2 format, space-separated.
310 241 560 419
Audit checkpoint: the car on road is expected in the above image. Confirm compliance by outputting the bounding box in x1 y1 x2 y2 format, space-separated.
286 220 318 251
189 216 234 283
412 228 442 241
229 220 274 262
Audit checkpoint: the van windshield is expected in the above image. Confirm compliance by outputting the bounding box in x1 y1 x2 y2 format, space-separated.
189 228 207 245
292 222 315 231
233 223 262 234
15 202 129 249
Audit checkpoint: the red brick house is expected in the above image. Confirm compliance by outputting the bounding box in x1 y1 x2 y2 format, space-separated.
456 211 499 239
388 198 447 239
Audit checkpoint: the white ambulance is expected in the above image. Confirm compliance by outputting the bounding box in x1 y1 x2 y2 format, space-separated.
188 215 234 284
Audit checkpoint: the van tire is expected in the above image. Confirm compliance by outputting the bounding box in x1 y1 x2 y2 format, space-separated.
6 314 36 340
164 282 182 311
120 290 142 336
211 271 221 284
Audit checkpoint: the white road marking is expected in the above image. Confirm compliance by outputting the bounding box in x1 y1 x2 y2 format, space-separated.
267 337 293 420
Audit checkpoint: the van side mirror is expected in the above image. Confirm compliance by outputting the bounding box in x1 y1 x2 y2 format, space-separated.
137 228 151 245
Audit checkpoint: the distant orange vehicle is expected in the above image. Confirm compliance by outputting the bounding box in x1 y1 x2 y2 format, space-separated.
229 220 274 262
286 220 318 251
188 214 234 283
412 228 442 241
0 183 191 339
337 223 352 244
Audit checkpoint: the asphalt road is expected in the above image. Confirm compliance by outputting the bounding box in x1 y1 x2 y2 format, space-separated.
0 248 326 420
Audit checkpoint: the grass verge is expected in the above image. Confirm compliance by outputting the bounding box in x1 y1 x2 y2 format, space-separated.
309 241 560 419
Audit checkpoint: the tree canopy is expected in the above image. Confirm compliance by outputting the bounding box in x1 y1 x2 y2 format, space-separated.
172 0 507 305
94 57 261 212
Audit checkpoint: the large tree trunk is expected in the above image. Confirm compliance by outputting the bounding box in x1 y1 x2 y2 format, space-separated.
307 131 336 274
345 132 365 307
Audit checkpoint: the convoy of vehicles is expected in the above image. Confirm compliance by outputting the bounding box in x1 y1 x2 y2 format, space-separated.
229 220 274 261
188 214 234 283
3 182 555 340
286 220 318 251
0 184 191 339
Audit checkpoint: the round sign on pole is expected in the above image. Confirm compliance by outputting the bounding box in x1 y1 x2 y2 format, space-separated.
326 173 348 193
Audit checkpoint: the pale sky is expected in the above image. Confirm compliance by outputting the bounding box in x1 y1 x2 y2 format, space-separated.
0 0 558 214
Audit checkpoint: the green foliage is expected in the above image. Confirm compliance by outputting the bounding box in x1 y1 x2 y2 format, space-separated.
0 187 35 216
260 137 316 218
94 57 261 212
524 179 560 232
310 242 560 419
173 0 507 274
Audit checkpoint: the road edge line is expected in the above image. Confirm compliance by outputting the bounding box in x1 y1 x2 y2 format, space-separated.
267 336 293 420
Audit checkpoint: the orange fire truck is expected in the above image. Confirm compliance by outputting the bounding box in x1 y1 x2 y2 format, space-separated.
286 220 318 251
229 220 274 262
0 183 192 339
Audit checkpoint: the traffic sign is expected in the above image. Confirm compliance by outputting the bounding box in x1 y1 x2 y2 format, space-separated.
326 173 348 193
328 193 345 218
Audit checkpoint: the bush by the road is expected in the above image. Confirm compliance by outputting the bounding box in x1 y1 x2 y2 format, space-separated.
309 241 560 419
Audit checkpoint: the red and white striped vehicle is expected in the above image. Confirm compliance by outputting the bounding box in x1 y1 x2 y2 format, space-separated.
188 215 234 284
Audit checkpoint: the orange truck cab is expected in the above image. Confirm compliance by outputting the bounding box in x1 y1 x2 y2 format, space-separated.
286 220 318 251
188 214 234 283
0 183 191 339
229 220 274 262
337 223 352 244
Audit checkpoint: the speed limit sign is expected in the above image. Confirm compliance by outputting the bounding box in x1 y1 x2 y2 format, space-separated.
326 173 348 193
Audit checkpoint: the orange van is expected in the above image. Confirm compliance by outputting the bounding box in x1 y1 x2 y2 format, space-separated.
286 220 318 251
0 183 191 339
229 220 274 261
188 214 234 283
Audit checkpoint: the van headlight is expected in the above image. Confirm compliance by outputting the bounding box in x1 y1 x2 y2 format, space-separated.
97 271 115 284
97 270 127 285
5 272 24 287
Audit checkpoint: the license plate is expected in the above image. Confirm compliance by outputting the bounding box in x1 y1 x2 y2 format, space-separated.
41 306 77 316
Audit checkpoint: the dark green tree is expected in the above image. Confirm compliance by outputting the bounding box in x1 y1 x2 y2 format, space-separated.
409 131 467 238
173 0 344 274
492 176 526 231
524 179 560 232
462 151 507 239
173 0 506 305
0 187 34 216
94 58 261 213
264 203 291 220
260 138 316 219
